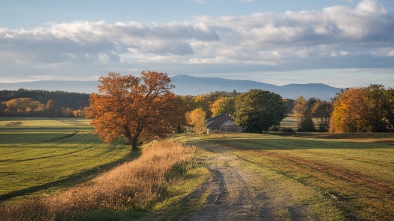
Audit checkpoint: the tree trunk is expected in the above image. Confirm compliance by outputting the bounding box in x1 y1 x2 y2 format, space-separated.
130 136 140 152
124 127 140 152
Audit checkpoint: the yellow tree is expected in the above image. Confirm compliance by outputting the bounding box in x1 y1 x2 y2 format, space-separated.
211 97 235 117
194 95 212 118
4 98 42 114
186 107 207 134
89 71 181 151
329 88 365 132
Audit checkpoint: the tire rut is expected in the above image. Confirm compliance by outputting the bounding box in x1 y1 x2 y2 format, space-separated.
182 163 259 220
180 143 320 221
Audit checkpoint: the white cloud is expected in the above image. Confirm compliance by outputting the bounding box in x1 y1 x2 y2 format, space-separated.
0 0 393 87
356 0 387 14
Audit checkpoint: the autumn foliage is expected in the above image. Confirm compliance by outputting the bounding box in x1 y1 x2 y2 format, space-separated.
329 85 394 132
293 97 332 131
186 107 207 134
211 97 235 117
89 71 183 151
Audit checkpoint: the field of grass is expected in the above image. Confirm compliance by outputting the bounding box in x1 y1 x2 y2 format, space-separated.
0 118 132 201
0 139 200 221
201 133 394 220
279 115 298 129
2 116 394 220
0 118 209 220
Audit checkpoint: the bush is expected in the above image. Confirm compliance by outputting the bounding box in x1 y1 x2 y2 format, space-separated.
279 127 295 133
297 117 315 132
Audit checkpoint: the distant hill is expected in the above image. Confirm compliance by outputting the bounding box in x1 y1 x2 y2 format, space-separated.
0 81 99 94
171 75 342 100
0 75 342 100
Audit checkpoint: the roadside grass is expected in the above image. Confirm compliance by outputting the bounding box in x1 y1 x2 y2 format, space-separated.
0 139 202 221
134 135 212 221
206 133 394 221
0 118 131 200
141 166 211 221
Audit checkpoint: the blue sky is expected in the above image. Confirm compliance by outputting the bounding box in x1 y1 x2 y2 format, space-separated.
1 0 394 88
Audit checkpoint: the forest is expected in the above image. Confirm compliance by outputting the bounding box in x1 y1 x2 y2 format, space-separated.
0 89 89 117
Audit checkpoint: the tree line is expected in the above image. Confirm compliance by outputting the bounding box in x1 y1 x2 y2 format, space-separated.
0 89 89 117
293 84 394 133
0 80 294 121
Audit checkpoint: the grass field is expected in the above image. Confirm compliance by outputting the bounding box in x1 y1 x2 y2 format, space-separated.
0 118 132 201
0 118 210 220
0 139 201 221
280 115 298 129
199 133 394 220
2 117 394 220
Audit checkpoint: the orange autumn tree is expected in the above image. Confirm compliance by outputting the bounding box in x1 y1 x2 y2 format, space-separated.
330 85 394 133
329 88 363 133
89 71 181 151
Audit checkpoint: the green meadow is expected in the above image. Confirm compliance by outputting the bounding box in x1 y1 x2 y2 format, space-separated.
1 117 394 220
0 118 131 201
198 133 394 220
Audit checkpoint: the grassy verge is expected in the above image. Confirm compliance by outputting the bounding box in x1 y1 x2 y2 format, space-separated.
145 137 212 220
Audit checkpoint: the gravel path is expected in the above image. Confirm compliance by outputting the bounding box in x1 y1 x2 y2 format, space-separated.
179 142 321 221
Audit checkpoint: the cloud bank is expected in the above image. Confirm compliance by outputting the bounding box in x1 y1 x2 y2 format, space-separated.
0 0 393 87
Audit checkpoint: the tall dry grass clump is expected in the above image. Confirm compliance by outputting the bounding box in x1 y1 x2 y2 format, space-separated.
0 139 196 221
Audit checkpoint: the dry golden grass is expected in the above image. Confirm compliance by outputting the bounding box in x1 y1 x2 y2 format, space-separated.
0 139 196 221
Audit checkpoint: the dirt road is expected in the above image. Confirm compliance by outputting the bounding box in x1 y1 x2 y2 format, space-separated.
179 141 321 221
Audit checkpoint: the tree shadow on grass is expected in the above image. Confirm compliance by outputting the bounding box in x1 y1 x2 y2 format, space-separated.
203 133 394 151
0 150 139 202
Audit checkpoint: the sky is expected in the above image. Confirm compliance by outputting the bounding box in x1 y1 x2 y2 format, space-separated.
1 0 394 88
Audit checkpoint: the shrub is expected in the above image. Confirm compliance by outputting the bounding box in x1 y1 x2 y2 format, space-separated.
297 117 315 132
279 127 295 133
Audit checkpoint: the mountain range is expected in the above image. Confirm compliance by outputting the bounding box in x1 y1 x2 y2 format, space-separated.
0 75 342 100
171 75 342 100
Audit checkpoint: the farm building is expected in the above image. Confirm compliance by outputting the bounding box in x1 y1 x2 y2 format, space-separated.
206 113 242 134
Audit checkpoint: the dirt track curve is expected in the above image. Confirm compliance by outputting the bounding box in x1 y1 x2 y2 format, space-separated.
179 142 321 221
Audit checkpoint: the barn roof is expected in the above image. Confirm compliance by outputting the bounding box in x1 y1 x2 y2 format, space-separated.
206 113 235 128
